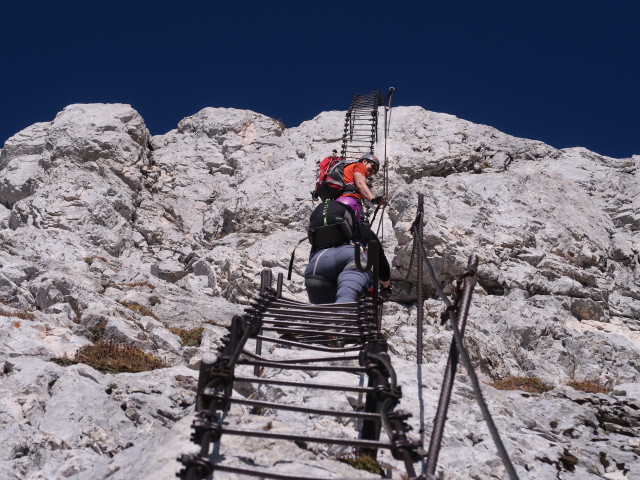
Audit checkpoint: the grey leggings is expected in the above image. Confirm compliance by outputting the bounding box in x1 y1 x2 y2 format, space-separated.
304 245 371 304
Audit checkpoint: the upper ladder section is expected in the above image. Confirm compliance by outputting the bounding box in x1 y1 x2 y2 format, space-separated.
340 90 382 162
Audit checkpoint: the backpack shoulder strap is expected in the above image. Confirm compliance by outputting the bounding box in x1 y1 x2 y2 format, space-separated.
287 236 309 280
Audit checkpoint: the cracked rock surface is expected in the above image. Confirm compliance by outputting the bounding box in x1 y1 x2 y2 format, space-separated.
0 103 638 479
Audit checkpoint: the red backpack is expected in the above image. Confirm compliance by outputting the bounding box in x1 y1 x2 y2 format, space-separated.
312 151 348 200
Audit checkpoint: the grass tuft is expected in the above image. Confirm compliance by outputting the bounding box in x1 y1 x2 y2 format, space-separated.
169 327 204 347
491 376 553 394
337 454 384 475
51 357 77 367
567 380 612 394
0 308 36 320
53 341 166 373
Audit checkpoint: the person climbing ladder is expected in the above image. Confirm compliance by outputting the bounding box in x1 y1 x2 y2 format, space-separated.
340 153 385 207
304 197 390 304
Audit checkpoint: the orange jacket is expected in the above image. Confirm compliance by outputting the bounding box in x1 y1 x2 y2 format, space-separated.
341 163 368 199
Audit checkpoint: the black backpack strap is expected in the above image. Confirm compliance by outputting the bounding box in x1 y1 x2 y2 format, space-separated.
287 236 308 280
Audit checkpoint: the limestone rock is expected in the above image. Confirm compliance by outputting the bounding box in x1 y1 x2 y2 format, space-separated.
0 103 638 479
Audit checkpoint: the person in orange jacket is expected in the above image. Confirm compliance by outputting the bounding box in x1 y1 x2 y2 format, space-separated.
340 153 385 206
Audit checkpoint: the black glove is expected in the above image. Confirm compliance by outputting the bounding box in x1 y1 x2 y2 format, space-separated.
380 284 393 297
372 196 385 205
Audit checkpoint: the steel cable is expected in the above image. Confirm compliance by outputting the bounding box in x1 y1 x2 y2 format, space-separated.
408 216 519 479
412 223 451 307
436 274 520 480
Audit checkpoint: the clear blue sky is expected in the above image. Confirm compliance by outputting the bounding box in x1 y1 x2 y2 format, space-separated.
2 1 638 158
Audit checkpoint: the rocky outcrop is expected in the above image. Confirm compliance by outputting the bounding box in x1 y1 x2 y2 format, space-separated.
0 103 638 479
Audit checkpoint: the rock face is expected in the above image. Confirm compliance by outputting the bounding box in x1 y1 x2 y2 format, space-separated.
0 103 638 479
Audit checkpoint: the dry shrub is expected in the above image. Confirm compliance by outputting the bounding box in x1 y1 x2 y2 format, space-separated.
54 341 166 373
567 380 612 394
169 327 204 347
84 255 109 265
491 376 552 394
88 320 107 342
0 308 36 320
118 301 157 319
118 281 156 290
273 118 286 130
